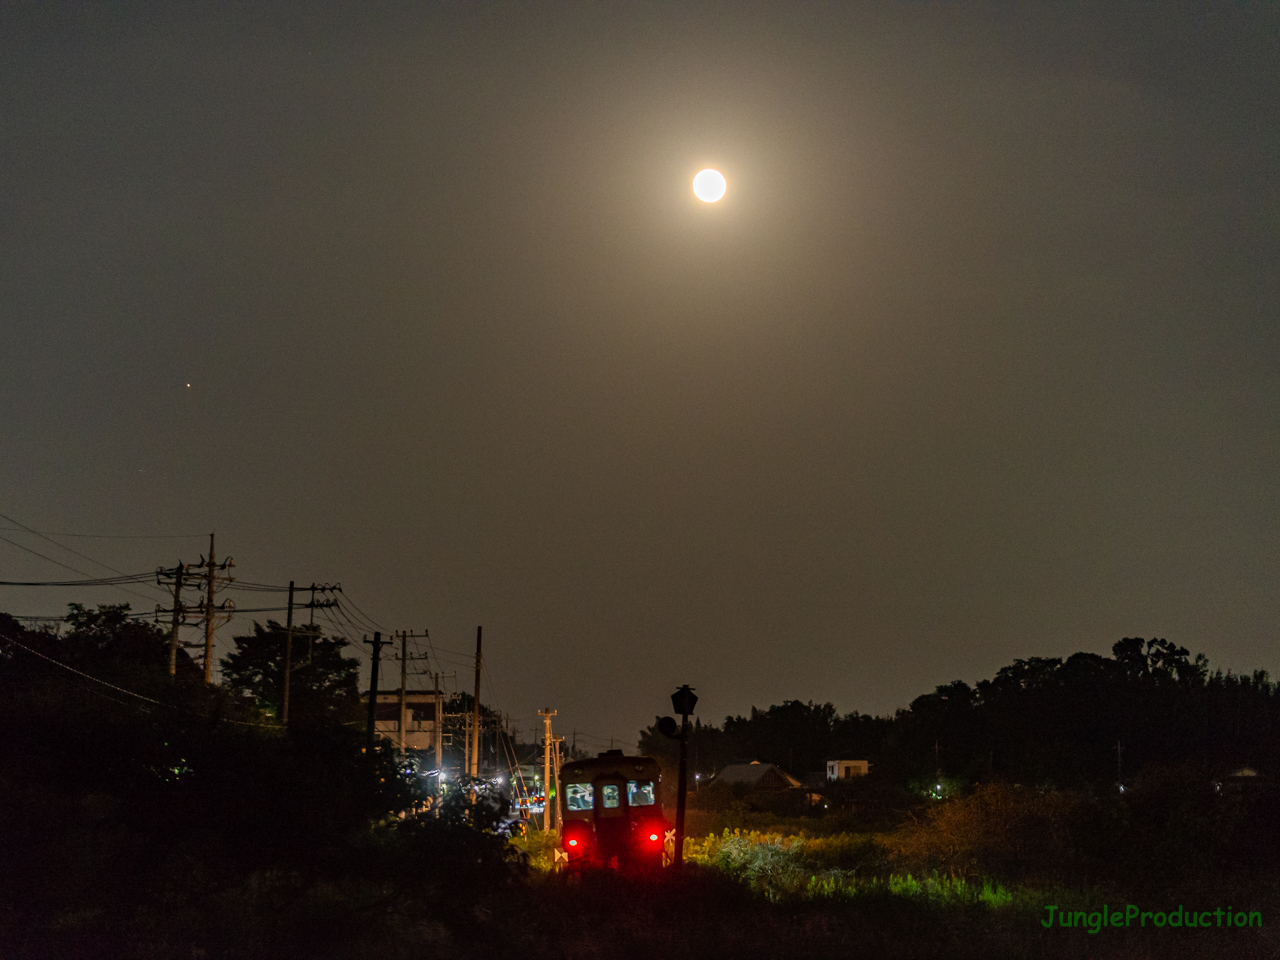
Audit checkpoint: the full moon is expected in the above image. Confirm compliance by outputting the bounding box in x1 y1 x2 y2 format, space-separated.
692 168 727 203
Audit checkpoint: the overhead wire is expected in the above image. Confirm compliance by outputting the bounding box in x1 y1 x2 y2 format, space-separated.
0 630 268 726
0 512 172 601
0 526 205 540
317 606 373 662
0 533 108 580
0 533 169 606
0 574 157 587
337 594 385 633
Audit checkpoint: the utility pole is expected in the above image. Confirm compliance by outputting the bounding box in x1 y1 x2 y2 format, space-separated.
186 535 234 686
203 533 216 683
166 562 185 677
364 632 390 748
465 711 476 778
281 581 295 724
433 671 443 776
539 708 556 832
470 626 482 778
289 586 337 673
399 631 408 757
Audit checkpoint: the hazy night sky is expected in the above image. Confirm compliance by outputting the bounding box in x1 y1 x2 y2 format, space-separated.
2 3 1277 747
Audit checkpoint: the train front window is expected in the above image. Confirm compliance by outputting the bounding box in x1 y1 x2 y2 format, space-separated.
601 784 621 808
565 783 593 811
627 780 656 806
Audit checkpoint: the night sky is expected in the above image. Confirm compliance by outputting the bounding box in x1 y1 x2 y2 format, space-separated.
3 4 1277 748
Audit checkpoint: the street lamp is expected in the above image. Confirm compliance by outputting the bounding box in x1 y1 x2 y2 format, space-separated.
659 684 698 868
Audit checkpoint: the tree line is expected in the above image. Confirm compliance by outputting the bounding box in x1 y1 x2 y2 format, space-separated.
639 638 1280 789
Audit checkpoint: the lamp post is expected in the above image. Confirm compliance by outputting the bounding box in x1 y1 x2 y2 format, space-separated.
660 684 698 868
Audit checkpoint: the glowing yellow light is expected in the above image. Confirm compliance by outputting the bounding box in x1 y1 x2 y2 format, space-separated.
692 168 726 202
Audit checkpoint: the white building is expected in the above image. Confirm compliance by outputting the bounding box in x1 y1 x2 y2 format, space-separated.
365 688 444 751
827 759 870 780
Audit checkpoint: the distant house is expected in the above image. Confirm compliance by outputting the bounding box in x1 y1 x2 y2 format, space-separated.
1216 766 1265 796
827 759 870 780
713 760 802 791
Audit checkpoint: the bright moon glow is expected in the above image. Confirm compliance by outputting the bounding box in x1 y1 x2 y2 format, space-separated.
692 168 726 202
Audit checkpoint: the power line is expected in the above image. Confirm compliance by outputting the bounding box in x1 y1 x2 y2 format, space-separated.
0 526 206 540
0 630 268 726
0 574 156 587
208 605 291 616
338 594 385 633
317 607 373 661
0 512 170 601
0 533 100 579
0 631 168 705
0 534 164 606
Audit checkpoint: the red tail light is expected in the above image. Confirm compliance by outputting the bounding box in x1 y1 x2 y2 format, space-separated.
649 833 659 841
568 839 578 847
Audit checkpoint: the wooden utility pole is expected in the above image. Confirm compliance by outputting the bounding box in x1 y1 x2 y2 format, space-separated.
281 581 295 723
433 672 443 775
203 533 216 683
166 562 185 677
539 708 556 831
399 631 408 757
364 632 389 748
462 705 470 774
470 626 482 778
190 532 235 683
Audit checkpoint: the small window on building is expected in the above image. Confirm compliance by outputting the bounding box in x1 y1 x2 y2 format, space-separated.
627 780 656 806
601 783 621 808
565 783 593 811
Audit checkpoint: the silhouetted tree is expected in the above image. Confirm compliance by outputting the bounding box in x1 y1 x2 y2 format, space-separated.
221 620 360 723
637 638 1280 791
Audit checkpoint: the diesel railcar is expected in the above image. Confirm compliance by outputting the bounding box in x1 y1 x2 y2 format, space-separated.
559 750 667 869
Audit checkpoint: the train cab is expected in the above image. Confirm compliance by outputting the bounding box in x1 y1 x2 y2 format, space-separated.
559 751 667 869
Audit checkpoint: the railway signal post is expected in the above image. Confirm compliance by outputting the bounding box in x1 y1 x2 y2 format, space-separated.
661 684 698 868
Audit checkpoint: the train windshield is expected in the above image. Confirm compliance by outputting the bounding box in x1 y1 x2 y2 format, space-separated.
601 784 621 808
565 783 593 811
627 780 656 806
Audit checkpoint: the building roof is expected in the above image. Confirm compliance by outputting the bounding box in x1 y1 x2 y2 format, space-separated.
713 761 802 790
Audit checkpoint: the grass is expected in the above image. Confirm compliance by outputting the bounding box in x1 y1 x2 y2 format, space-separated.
12 788 1279 959
501 803 1280 960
